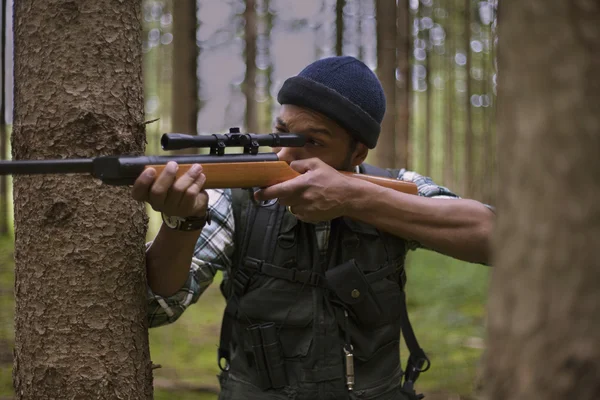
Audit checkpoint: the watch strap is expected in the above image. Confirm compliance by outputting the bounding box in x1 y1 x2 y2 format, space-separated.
161 209 211 232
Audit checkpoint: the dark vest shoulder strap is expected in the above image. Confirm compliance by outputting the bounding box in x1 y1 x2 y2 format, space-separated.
219 189 257 371
359 164 430 390
219 190 286 371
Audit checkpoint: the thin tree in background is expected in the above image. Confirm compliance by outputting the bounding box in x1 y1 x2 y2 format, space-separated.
464 0 473 197
356 0 364 60
482 1 497 205
396 0 411 169
487 1 600 399
443 0 456 190
156 1 174 151
423 0 432 177
0 0 7 236
172 0 199 137
244 0 259 133
141 0 162 155
257 0 275 132
375 0 397 168
12 1 152 398
335 0 345 56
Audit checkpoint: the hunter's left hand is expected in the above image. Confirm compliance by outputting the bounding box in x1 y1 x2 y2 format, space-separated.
254 158 352 223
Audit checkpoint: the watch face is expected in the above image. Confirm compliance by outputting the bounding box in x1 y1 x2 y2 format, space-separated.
163 214 181 229
162 213 207 231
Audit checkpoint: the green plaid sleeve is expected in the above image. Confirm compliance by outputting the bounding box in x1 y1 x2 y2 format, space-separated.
146 189 235 328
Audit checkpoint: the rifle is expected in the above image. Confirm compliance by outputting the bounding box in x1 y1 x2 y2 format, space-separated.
0 128 418 195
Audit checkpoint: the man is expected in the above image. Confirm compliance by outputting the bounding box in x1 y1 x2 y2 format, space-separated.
134 56 493 400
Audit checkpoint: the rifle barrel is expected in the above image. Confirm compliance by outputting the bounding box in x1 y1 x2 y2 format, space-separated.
0 159 94 175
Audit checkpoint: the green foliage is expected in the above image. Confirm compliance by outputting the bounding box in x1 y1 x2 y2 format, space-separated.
402 251 489 396
0 235 14 398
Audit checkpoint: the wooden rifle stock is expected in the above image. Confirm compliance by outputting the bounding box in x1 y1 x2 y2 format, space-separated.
148 162 419 195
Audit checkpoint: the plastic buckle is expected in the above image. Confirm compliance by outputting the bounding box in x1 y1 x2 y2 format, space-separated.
233 270 251 294
244 257 263 271
289 268 298 282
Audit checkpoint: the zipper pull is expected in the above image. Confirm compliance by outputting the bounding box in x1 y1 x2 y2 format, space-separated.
344 343 355 391
343 309 354 391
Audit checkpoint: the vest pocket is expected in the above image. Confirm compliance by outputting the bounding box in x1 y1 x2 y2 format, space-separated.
326 259 383 326
238 286 314 358
337 284 404 362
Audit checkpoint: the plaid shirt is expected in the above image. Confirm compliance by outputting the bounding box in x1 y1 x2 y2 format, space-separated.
147 168 459 327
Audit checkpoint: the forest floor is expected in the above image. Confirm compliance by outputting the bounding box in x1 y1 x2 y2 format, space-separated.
0 235 489 400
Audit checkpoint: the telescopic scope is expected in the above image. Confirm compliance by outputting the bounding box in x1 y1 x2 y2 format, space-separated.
161 127 306 151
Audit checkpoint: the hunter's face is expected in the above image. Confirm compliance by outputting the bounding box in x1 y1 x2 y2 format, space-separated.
273 104 367 171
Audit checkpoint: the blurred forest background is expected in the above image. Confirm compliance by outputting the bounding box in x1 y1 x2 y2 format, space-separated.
0 0 496 399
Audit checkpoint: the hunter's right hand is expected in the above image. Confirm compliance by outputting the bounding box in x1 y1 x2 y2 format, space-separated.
131 161 209 218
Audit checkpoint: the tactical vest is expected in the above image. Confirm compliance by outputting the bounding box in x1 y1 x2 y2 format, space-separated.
217 164 429 400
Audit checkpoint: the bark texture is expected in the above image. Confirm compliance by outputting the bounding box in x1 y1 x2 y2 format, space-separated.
12 1 153 399
375 0 397 168
486 1 600 399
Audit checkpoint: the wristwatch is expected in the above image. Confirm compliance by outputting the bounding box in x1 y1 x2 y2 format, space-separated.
161 210 211 232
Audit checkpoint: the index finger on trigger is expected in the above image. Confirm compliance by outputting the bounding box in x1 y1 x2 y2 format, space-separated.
254 180 296 202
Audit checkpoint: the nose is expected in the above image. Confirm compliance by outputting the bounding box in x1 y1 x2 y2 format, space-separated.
276 147 302 164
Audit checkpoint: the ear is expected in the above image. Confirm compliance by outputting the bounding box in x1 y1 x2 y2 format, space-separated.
351 143 369 167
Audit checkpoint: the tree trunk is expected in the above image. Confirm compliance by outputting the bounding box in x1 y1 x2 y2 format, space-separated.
0 0 8 236
261 0 275 132
463 0 473 197
335 0 345 56
396 0 410 169
424 2 432 178
357 0 364 61
443 0 455 190
172 0 198 136
375 0 397 168
244 0 259 133
12 1 153 399
486 1 600 400
481 18 494 205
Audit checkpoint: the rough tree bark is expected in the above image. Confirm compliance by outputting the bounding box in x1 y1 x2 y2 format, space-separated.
243 0 259 133
486 1 600 399
172 0 199 136
12 1 153 399
375 0 397 168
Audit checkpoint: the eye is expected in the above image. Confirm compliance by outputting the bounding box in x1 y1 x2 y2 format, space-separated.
306 138 323 147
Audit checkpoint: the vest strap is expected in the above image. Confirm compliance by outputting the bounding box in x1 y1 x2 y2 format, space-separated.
243 256 327 288
400 291 430 393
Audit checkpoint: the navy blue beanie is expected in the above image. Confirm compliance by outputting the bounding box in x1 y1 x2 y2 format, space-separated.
277 56 386 149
